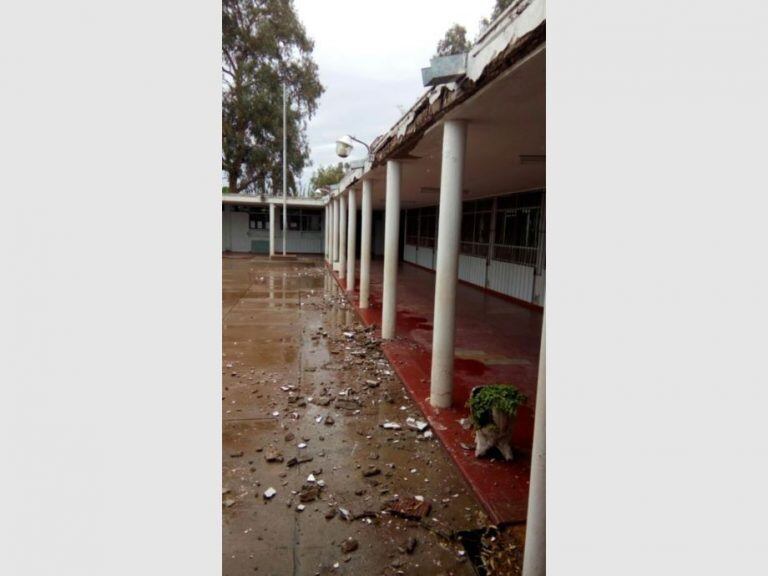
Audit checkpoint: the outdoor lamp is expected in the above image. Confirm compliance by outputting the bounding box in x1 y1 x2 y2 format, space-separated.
335 134 372 160
335 135 354 158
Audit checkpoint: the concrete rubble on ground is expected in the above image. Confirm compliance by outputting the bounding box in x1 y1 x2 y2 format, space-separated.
222 258 512 575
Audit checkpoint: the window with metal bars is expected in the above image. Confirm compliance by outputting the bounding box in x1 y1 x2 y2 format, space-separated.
247 207 269 230
418 207 436 248
278 208 322 232
402 191 544 267
460 199 493 258
406 209 419 245
492 191 543 266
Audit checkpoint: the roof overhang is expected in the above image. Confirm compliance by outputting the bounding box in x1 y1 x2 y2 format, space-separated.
371 0 545 168
270 0 546 213
222 194 326 208
345 42 544 211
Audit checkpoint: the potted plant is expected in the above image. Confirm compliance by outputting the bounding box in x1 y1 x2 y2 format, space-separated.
467 385 527 461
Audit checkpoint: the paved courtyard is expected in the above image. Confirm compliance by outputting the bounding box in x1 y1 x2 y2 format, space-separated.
222 255 509 576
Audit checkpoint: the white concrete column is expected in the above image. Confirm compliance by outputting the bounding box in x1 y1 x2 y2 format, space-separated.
269 203 276 257
381 160 401 340
332 197 339 264
346 188 357 291
327 204 332 262
328 204 333 262
523 317 546 576
359 180 373 308
430 120 467 408
339 192 347 280
323 205 328 261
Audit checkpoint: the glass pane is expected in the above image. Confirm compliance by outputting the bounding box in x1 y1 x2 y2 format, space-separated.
460 213 474 242
406 209 419 236
495 211 505 244
475 212 491 244
420 213 435 239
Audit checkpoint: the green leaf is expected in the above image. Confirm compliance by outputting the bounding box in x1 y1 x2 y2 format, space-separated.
467 385 527 429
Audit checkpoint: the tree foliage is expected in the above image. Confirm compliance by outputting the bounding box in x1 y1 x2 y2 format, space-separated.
222 0 323 195
492 0 515 21
435 2 518 61
435 24 470 57
308 162 348 192
479 0 516 37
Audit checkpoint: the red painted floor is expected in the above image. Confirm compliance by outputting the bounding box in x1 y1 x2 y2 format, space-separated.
329 258 543 524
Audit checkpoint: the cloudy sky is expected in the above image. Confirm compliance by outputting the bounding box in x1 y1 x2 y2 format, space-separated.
294 0 498 191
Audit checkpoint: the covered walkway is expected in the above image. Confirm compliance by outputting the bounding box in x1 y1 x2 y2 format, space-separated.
320 0 546 548
331 259 543 524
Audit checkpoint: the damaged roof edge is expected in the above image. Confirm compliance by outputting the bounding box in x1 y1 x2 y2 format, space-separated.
335 165 364 196
370 0 545 168
472 0 539 55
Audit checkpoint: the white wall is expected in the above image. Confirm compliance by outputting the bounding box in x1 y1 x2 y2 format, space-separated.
458 254 487 286
404 244 417 264
222 210 231 251
222 212 325 254
230 212 250 252
275 231 324 253
488 260 535 302
533 270 546 305
416 247 434 269
404 241 539 304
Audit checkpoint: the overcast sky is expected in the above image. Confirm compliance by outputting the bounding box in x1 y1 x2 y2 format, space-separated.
294 0 497 191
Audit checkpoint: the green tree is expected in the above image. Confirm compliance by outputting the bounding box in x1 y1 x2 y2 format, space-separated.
309 162 348 192
435 24 470 57
479 0 516 35
222 0 323 195
492 0 515 20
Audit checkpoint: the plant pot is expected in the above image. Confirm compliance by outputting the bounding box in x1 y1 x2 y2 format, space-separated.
474 406 515 461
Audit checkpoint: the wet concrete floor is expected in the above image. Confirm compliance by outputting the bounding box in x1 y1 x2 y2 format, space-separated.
222 255 489 576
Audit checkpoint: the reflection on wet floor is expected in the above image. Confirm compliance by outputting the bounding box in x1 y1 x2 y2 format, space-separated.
222 255 498 576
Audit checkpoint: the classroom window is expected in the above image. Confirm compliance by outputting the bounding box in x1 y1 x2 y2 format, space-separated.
406 209 419 245
492 191 543 266
460 199 492 258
